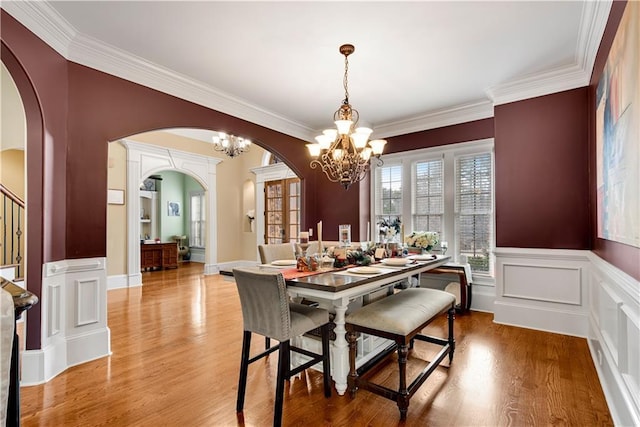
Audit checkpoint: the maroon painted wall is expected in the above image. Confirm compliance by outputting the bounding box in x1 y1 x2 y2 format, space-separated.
588 1 640 281
494 88 590 249
2 12 70 349
385 118 495 154
66 62 321 258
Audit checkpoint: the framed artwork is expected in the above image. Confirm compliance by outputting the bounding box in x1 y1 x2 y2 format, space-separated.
107 189 124 205
141 178 156 191
168 201 181 217
595 2 639 248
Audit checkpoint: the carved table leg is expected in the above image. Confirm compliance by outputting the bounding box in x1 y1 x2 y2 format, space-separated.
331 300 349 395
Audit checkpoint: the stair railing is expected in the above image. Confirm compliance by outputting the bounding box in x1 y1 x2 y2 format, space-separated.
0 184 24 279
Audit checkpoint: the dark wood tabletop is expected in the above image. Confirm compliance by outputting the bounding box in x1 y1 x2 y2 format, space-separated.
285 256 449 293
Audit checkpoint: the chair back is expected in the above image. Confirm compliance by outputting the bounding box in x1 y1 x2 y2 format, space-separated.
232 268 291 341
258 243 296 264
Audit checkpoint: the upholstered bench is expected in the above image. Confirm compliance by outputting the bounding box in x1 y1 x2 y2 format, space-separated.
346 288 456 419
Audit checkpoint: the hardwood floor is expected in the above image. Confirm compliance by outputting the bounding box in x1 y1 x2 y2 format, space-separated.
20 262 612 426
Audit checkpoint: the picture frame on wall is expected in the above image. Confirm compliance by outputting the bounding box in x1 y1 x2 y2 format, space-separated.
168 201 180 216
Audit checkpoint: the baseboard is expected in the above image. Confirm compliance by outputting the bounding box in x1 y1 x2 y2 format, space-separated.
20 328 111 387
108 274 142 289
214 260 258 275
107 274 128 290
493 299 588 337
21 327 111 386
469 284 495 313
21 337 67 385
66 327 111 367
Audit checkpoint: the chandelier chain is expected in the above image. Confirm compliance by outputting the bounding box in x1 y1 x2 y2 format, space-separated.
343 54 350 105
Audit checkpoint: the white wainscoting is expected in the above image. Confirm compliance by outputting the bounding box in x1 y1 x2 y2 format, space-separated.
494 248 590 337
493 247 639 425
587 252 640 427
21 257 111 385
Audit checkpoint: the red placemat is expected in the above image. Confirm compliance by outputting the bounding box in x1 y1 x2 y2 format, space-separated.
281 265 361 280
281 268 325 280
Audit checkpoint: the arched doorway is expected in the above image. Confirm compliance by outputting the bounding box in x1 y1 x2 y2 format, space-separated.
118 139 221 287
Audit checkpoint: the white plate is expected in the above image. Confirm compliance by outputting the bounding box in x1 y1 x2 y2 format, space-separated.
381 258 411 266
408 254 437 261
348 266 382 275
271 259 297 266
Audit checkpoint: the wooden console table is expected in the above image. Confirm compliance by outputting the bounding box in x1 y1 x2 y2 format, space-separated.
141 243 178 270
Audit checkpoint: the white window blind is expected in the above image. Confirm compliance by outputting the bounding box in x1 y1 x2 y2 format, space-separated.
375 165 402 242
413 159 443 235
455 152 492 273
190 191 206 247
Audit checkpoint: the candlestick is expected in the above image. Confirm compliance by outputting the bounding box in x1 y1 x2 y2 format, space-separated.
317 221 323 253
366 221 370 243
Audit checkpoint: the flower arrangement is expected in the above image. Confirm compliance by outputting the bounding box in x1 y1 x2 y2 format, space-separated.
327 246 375 268
378 217 402 243
404 231 439 252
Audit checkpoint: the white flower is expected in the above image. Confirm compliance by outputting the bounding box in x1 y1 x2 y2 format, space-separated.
404 231 439 250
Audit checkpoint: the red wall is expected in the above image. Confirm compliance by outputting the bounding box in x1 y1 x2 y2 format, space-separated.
494 88 590 249
385 118 494 154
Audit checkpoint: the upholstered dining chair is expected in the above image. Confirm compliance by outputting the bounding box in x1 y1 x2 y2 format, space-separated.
232 267 332 427
258 243 296 264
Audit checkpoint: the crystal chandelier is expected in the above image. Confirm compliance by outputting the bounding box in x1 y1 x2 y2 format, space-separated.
307 44 386 190
212 132 251 158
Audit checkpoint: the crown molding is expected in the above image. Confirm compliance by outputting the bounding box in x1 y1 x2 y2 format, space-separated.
2 0 613 138
0 1 75 58
373 100 494 138
576 0 612 82
67 32 316 142
486 63 587 106
486 0 611 106
2 1 316 142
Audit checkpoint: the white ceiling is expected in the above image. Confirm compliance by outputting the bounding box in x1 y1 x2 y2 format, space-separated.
2 1 611 142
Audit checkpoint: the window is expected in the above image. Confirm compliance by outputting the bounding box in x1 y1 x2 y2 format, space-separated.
265 178 300 244
372 139 494 277
190 191 206 247
374 164 403 242
413 159 443 235
455 153 493 273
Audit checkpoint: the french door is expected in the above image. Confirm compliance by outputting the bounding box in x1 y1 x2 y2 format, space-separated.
264 178 300 244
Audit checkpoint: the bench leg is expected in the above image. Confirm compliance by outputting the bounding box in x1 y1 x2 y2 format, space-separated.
448 307 456 363
397 343 410 419
347 330 359 399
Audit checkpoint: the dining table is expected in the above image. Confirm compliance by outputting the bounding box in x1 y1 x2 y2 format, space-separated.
258 254 451 395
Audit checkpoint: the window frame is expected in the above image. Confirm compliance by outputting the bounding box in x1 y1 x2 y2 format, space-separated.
371 138 495 283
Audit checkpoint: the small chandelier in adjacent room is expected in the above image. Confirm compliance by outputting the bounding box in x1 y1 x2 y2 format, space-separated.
307 44 386 190
212 131 251 158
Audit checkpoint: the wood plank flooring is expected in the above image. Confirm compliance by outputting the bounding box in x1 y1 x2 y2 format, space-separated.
20 262 612 426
